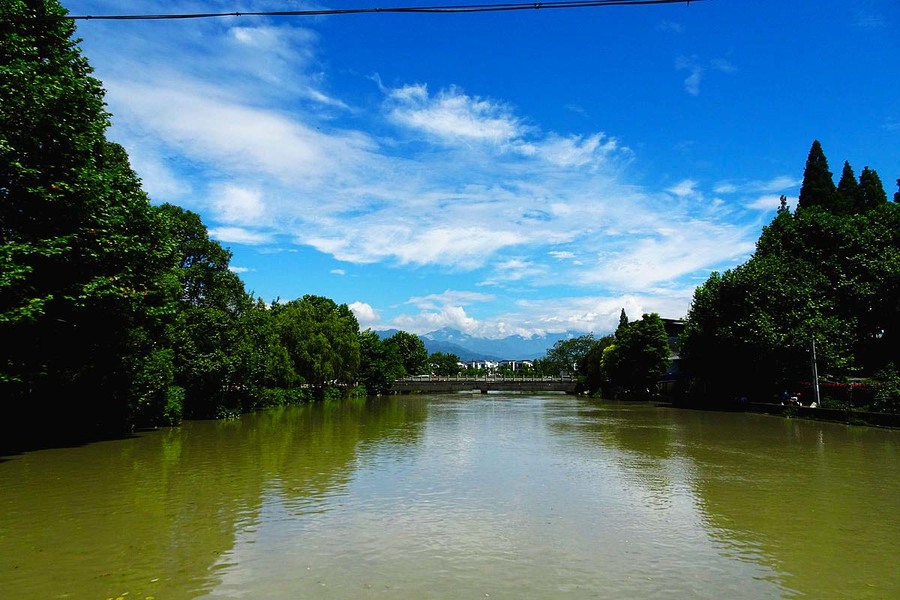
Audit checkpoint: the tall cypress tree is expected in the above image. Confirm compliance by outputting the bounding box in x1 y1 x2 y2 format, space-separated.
797 140 837 211
616 308 630 338
835 161 859 215
857 166 888 211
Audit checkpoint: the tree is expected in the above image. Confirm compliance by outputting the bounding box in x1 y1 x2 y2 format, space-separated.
602 314 670 399
777 195 790 215
836 161 859 215
428 352 461 376
681 142 900 407
578 334 615 395
539 334 596 377
857 166 888 211
155 204 255 419
358 329 404 395
1 1 174 439
273 295 360 390
385 330 428 377
797 140 837 211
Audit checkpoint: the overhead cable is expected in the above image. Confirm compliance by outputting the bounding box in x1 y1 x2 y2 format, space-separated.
30 0 701 21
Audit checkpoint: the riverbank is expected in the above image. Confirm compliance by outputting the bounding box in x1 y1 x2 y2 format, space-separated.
745 402 900 428
666 398 900 429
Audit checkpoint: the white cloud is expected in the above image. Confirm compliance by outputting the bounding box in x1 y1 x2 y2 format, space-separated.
667 179 699 198
106 77 375 186
387 84 524 145
406 290 496 311
490 258 547 282
331 269 346 276
208 227 274 246
581 222 755 291
509 292 694 336
391 305 480 335
657 21 684 34
710 58 737 73
676 56 704 96
349 301 380 329
748 194 795 211
676 55 736 96
714 176 799 197
758 175 800 192
211 185 266 225
534 133 620 168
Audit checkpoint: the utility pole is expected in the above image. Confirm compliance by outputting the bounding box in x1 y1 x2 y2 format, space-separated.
810 337 821 406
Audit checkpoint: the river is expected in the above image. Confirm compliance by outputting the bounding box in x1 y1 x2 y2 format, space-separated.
1 393 898 599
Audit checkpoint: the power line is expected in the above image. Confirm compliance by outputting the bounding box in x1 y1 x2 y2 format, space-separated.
33 0 701 21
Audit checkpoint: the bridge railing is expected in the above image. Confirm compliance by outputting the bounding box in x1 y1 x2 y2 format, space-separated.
397 374 575 383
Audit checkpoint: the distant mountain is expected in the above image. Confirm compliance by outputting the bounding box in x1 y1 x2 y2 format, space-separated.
424 327 577 361
420 339 499 362
374 327 578 361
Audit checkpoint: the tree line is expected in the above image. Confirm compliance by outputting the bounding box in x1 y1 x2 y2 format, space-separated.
679 141 900 412
1 1 435 448
530 310 671 400
543 141 899 412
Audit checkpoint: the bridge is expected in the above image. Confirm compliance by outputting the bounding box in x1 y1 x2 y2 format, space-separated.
392 375 578 395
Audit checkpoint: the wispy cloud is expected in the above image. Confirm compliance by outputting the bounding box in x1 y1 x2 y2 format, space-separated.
854 11 885 28
676 55 737 96
657 20 684 34
387 84 525 146
79 4 764 337
406 290 496 311
748 194 796 211
667 179 699 198
208 227 275 246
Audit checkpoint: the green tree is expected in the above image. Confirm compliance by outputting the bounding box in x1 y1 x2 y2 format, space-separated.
428 352 462 376
155 204 255 418
603 314 670 399
1 1 174 439
617 308 630 333
797 140 837 212
681 143 900 407
232 298 298 407
857 166 888 211
578 334 615 395
836 161 859 215
540 334 596 377
386 330 428 377
273 295 361 390
358 329 404 395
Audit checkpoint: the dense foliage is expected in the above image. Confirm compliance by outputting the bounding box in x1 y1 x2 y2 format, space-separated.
0 1 424 448
532 311 670 400
680 141 899 409
1 1 177 439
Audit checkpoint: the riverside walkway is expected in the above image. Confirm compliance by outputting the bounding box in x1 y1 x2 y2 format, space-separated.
393 375 578 394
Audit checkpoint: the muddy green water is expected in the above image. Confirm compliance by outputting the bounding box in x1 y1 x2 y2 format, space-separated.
1 394 898 599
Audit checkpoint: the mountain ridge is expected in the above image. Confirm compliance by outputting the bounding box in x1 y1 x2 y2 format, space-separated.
376 327 577 361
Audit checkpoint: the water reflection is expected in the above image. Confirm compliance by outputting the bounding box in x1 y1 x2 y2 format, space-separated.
0 396 427 599
552 400 900 599
2 395 898 599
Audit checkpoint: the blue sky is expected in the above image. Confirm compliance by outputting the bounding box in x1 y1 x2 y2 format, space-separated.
70 0 898 338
